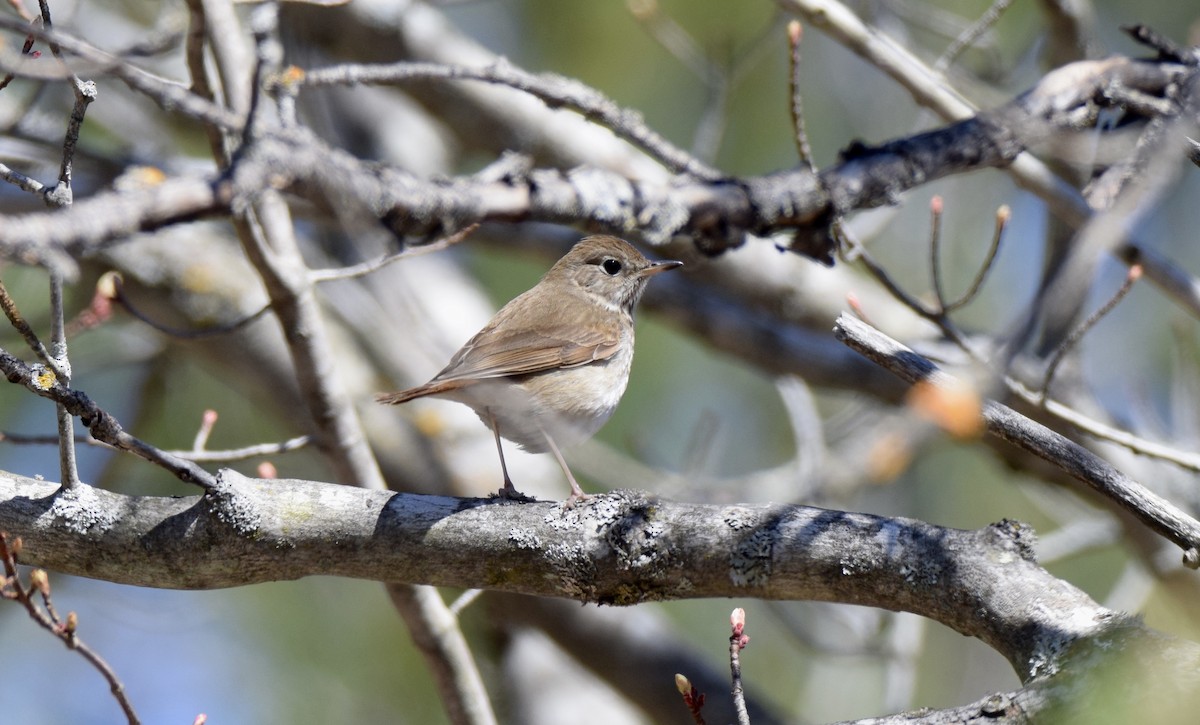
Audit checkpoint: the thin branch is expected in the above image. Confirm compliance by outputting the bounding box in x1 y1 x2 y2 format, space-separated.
728 608 751 725
1118 243 1200 320
297 60 724 181
0 161 49 196
932 0 1016 74
44 77 95 207
779 0 1092 226
1123 24 1195 65
0 431 61 445
927 195 947 308
834 313 1200 566
183 0 233 166
308 224 479 283
0 426 313 463
853 195 1200 474
1004 378 1200 475
166 435 312 463
48 271 79 489
0 20 40 97
35 0 95 209
943 204 1008 312
0 15 243 131
843 230 979 356
0 345 216 488
0 277 65 377
446 589 483 617
191 409 217 452
787 20 814 168
227 5 383 491
840 188 1200 475
0 533 140 725
1040 265 1142 397
111 273 272 339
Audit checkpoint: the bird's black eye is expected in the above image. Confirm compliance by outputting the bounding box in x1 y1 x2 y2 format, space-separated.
602 258 622 276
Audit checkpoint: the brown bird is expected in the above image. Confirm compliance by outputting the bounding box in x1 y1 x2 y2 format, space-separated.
378 235 682 505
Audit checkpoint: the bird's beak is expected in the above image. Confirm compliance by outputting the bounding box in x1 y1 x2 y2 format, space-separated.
640 260 683 277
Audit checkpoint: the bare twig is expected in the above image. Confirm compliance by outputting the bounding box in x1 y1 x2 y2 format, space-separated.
0 277 65 376
787 20 814 168
779 0 1091 226
927 195 947 308
1123 24 1196 65
0 431 62 445
849 196 1200 474
729 608 751 725
446 589 483 617
192 409 218 451
834 313 1200 566
0 426 313 463
844 231 978 356
1118 243 1200 321
1004 378 1200 474
943 204 1008 312
0 345 216 488
1 533 140 724
932 0 1016 74
36 0 95 209
308 224 479 283
1040 265 1142 397
237 5 384 491
183 0 233 165
297 60 724 180
0 20 39 100
0 161 50 196
111 273 272 339
168 435 311 463
0 15 242 131
48 271 79 489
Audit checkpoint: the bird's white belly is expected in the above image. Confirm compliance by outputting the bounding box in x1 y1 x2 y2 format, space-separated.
452 343 634 453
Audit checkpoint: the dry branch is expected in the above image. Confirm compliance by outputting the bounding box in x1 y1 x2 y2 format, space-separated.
0 47 1192 270
834 313 1200 564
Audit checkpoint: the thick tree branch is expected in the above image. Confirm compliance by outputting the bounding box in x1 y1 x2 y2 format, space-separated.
0 468 1136 681
0 49 1191 270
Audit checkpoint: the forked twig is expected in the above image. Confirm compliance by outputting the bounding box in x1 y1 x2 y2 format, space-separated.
1 533 140 724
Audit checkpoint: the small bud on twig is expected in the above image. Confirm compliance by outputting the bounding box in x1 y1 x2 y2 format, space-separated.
30 568 50 596
674 673 692 696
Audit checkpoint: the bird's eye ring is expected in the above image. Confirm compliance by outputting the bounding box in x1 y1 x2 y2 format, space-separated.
602 258 622 275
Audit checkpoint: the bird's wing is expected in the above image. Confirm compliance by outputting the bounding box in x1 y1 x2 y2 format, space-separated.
433 323 621 382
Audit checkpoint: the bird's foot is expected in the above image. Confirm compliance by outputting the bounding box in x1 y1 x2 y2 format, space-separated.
562 482 593 510
492 480 538 503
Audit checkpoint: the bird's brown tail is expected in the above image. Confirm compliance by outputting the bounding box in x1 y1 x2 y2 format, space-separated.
376 379 465 405
375 389 425 405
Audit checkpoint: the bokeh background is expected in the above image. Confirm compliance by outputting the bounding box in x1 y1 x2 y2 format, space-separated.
2 1 1200 722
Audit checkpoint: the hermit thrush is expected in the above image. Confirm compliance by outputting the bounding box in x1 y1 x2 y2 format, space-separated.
377 235 682 505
